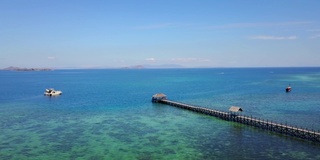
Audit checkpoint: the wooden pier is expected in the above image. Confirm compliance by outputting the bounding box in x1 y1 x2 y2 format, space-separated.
152 94 320 143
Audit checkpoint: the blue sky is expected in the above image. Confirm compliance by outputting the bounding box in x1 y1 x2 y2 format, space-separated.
1 0 320 68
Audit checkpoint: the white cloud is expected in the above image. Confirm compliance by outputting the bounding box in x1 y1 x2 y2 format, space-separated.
145 58 156 61
310 34 320 39
207 21 312 29
170 58 211 63
250 35 297 40
306 29 320 32
47 56 55 60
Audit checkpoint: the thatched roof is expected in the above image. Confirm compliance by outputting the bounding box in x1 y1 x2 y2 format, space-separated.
152 93 167 98
229 106 243 112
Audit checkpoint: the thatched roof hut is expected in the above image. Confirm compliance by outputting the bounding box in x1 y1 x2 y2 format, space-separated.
229 106 243 112
152 93 167 102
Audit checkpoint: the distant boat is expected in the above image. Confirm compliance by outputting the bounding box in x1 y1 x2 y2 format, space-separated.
44 88 62 96
285 85 292 92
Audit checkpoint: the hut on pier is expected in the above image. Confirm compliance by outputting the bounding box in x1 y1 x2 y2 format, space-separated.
229 106 243 112
152 93 167 103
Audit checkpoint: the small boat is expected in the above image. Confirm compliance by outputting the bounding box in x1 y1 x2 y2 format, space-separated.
44 88 62 96
285 85 292 92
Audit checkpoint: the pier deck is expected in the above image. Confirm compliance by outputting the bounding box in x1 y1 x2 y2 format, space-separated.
155 98 320 143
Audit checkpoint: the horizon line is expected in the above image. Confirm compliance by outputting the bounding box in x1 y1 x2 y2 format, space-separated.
3 66 320 70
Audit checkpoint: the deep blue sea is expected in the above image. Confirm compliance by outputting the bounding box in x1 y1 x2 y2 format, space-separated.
0 68 319 159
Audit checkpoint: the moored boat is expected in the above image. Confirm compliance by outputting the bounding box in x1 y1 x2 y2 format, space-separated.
285 85 291 92
44 88 62 96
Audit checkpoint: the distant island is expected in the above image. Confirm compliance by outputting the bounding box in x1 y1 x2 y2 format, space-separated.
122 65 145 69
2 64 184 70
3 66 52 71
122 64 183 69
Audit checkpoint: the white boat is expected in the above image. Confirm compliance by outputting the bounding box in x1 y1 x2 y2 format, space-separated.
44 88 62 96
285 84 292 92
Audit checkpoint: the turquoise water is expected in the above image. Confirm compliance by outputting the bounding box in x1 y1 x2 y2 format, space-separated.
0 68 319 159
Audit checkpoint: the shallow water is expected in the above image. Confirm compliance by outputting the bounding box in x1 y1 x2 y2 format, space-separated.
0 68 319 159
